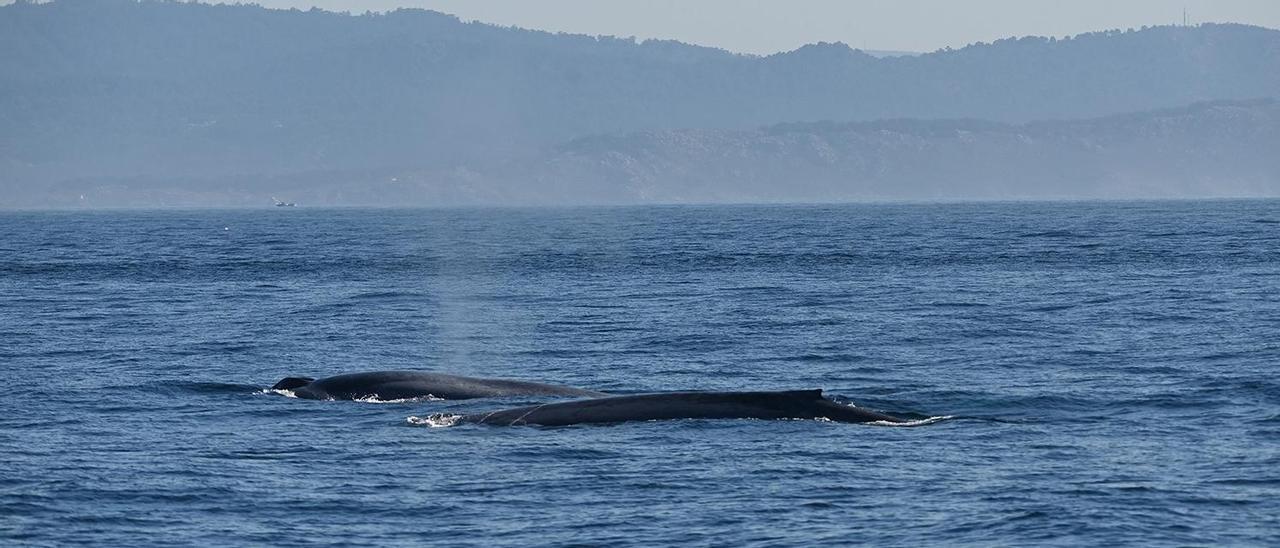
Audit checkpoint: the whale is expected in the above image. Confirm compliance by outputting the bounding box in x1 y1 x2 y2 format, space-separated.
270 370 607 401
440 389 908 426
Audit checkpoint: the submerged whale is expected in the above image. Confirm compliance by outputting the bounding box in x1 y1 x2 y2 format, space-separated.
270 371 607 401
442 389 908 426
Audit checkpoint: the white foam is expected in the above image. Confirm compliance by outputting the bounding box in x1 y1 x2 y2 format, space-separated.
354 394 445 404
406 413 463 427
869 415 954 427
262 388 299 398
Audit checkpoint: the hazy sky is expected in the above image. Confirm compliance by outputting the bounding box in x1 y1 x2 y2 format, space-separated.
231 0 1280 53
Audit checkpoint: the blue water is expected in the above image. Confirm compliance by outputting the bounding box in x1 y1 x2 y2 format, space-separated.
3 201 1279 546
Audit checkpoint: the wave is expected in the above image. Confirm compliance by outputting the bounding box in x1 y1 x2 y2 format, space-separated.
869 415 954 427
405 413 954 428
926 301 990 308
1026 303 1076 312
764 353 871 364
347 290 430 301
407 413 463 427
159 381 263 394
1018 230 1086 239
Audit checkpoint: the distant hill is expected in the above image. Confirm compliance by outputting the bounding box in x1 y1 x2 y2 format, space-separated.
2 0 1279 201
466 99 1280 204
22 100 1279 207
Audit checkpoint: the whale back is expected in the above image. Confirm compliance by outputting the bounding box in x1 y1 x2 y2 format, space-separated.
462 389 864 426
273 371 606 400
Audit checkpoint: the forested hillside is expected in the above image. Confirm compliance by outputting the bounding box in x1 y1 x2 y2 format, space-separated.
2 1 1278 205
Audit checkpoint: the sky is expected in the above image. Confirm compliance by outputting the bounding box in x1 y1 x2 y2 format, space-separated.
230 0 1280 54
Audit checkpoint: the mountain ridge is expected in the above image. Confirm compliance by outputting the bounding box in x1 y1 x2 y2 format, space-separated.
2 1 1278 205
15 99 1274 208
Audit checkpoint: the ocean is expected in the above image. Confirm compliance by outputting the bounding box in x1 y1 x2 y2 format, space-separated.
2 201 1278 546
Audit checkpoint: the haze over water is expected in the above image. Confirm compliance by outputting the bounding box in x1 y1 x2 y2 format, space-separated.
4 202 1279 545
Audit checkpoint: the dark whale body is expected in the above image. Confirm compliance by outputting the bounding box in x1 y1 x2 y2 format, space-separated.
271 371 606 401
451 389 907 426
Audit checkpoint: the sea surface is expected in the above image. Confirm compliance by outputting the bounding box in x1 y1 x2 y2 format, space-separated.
2 201 1279 546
